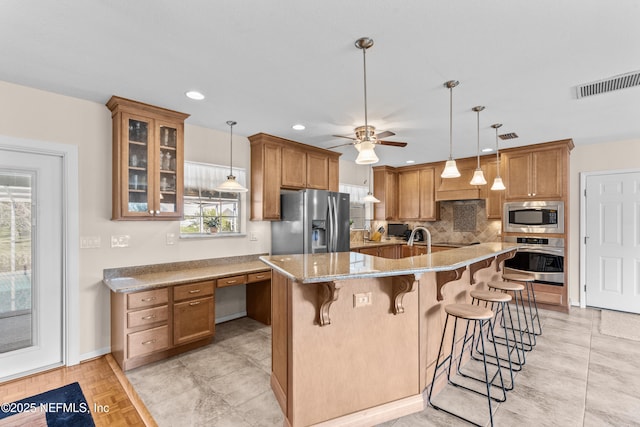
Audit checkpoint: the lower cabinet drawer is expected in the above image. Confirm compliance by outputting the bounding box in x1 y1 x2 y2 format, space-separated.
127 288 168 310
217 274 247 288
174 281 214 302
127 305 168 329
127 325 170 358
248 270 271 283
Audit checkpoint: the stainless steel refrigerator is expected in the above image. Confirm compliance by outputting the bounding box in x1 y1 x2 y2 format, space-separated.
271 189 350 255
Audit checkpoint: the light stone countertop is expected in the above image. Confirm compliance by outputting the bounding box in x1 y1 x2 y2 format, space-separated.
103 259 269 293
260 242 519 284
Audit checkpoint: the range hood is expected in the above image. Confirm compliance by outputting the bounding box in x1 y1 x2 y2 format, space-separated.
435 158 482 201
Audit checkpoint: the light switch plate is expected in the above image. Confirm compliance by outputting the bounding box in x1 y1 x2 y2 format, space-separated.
111 235 130 248
80 236 101 249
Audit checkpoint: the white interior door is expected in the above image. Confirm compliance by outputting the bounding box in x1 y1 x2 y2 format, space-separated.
0 149 64 380
585 171 640 313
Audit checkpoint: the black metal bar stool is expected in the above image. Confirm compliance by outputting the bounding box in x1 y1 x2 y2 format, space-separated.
469 290 524 390
503 272 542 337
428 303 506 427
487 280 535 352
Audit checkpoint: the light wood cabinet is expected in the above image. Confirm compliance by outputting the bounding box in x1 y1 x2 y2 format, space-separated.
106 96 189 220
328 157 340 192
373 166 398 220
482 159 504 219
281 147 307 188
358 244 400 259
306 152 330 189
111 287 171 371
398 166 438 221
249 133 341 220
173 281 214 346
503 145 566 200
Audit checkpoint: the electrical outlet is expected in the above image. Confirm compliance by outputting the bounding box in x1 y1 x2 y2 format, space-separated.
166 233 177 245
111 235 130 248
250 232 258 241
353 292 372 308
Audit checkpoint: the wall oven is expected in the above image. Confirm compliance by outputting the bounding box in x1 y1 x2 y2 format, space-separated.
503 236 564 285
504 201 564 234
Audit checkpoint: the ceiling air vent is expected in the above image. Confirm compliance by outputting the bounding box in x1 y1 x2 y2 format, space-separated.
499 132 518 140
576 70 640 99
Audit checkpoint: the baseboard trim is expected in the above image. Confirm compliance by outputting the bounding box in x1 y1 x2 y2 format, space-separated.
215 311 247 324
105 353 158 427
311 394 424 427
79 347 110 362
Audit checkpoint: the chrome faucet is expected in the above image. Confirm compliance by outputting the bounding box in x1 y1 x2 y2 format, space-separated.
407 226 432 254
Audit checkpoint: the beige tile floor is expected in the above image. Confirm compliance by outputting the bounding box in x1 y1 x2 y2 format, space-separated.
127 307 640 427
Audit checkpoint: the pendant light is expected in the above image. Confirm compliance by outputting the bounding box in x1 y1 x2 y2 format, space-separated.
354 37 379 165
215 120 248 193
441 80 461 178
490 123 506 191
362 165 380 203
470 105 487 185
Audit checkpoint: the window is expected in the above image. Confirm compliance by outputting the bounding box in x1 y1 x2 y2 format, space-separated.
180 162 246 236
339 183 372 230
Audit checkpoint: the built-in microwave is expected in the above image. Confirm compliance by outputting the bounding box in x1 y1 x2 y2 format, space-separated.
503 201 564 234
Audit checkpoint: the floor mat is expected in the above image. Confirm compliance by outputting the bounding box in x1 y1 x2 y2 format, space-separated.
0 382 95 427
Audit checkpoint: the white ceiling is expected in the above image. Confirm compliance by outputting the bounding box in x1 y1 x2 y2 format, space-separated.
1 0 639 166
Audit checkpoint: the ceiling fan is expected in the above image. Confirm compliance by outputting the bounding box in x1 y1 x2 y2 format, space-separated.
327 37 407 164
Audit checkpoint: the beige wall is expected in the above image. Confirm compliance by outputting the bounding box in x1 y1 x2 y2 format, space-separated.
568 138 640 306
0 81 271 357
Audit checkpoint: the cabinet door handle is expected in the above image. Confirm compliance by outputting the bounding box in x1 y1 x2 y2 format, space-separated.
226 280 237 284
142 339 156 345
255 275 264 279
141 315 156 320
188 289 201 294
141 297 156 302
155 210 160 215
189 301 201 306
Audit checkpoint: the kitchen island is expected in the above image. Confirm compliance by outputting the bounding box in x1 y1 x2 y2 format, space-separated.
260 242 518 427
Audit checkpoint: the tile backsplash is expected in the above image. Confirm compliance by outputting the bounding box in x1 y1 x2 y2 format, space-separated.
359 200 501 244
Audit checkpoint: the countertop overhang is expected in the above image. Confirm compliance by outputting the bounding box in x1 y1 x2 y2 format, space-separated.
260 242 519 284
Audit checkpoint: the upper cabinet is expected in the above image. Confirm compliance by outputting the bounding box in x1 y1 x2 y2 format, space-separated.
107 96 189 221
248 133 340 220
502 140 573 200
398 166 439 221
373 166 398 221
481 159 504 219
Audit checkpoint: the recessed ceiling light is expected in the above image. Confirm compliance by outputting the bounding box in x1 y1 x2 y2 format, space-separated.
406 160 415 164
482 147 494 153
292 124 306 130
185 91 205 100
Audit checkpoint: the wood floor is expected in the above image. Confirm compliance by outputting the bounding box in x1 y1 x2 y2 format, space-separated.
0 355 155 427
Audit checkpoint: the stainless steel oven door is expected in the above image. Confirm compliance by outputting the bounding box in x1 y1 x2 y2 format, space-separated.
504 245 564 285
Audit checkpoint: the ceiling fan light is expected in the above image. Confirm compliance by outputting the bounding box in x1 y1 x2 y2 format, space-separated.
355 146 379 164
441 159 461 178
470 168 487 185
362 192 380 203
491 176 506 191
215 175 248 193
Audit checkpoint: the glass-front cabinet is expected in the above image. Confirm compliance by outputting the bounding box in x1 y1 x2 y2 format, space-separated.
107 96 189 220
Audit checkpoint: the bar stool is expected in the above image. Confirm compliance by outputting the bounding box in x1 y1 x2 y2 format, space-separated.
487 280 535 352
503 272 542 337
428 303 506 427
469 290 524 390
